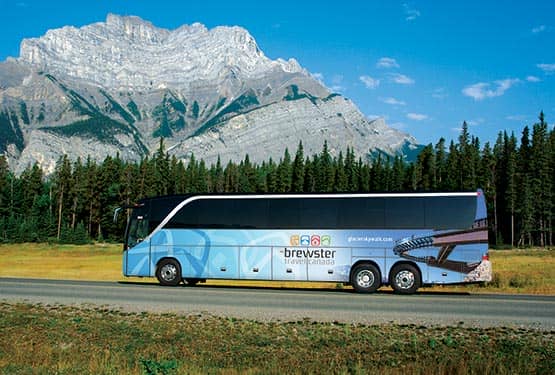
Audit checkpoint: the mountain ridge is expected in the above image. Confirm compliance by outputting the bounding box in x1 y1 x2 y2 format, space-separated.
0 14 420 174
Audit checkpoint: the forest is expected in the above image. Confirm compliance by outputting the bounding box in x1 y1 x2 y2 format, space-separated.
0 112 553 248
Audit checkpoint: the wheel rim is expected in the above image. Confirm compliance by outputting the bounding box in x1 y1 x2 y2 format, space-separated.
160 264 178 282
395 270 415 289
356 270 375 288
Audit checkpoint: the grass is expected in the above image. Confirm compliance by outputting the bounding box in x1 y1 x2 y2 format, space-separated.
0 303 553 374
0 243 123 281
0 243 553 294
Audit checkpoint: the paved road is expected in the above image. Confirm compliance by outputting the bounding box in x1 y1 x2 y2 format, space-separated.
1 277 553 330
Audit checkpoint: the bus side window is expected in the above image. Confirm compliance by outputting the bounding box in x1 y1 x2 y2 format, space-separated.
424 196 475 229
338 198 385 229
385 197 425 229
269 199 300 229
300 199 338 229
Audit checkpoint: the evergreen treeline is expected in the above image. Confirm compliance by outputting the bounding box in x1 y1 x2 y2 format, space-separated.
0 112 553 247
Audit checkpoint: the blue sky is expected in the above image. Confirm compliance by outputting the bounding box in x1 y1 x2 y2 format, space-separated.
1 0 554 146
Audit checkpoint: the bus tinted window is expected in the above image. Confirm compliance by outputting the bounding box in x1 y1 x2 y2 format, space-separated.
300 199 338 228
232 199 269 228
168 200 199 228
168 198 270 229
338 198 385 228
424 196 475 229
196 199 236 228
269 199 300 228
149 197 181 231
163 194 477 230
385 197 425 228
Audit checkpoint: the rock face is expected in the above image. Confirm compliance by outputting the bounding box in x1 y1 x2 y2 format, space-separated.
0 14 420 174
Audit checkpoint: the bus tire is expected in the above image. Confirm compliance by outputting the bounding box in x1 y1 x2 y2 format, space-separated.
350 263 381 293
156 259 182 286
390 264 421 294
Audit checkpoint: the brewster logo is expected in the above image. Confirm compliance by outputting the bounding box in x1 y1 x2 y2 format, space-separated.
290 234 331 246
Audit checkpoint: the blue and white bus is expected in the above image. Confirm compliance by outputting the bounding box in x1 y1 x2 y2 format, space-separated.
120 191 491 294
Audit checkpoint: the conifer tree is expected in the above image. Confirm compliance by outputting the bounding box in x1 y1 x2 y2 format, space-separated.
211 156 225 193
415 144 435 190
504 133 517 247
53 155 72 240
291 141 305 193
530 112 551 246
0 156 8 217
345 148 359 192
303 157 315 193
434 138 447 189
276 148 292 193
154 138 170 196
445 140 459 190
390 156 405 192
317 141 334 192
196 159 209 193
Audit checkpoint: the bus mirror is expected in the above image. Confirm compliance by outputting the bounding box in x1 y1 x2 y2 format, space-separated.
113 207 122 223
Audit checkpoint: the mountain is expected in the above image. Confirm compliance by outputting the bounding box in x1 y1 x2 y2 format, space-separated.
0 14 420 174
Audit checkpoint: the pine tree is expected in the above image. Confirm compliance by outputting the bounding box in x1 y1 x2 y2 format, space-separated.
265 158 278 193
434 138 447 189
415 144 435 190
19 163 43 217
0 156 8 217
333 152 347 192
345 148 359 192
291 141 305 193
530 112 551 246
303 157 315 193
445 140 459 190
504 133 517 247
153 138 170 196
237 155 255 193
276 148 292 193
196 160 209 193
390 156 405 192
211 156 225 193
224 161 239 192
317 141 334 192
53 155 73 240
514 127 529 246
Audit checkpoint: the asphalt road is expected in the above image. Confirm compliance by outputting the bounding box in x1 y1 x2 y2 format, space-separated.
1 277 554 330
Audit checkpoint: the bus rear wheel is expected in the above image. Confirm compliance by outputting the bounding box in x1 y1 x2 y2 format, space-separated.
156 259 182 286
390 264 421 294
351 263 381 293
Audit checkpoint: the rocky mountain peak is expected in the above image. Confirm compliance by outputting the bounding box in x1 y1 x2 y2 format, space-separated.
17 14 302 91
1 15 420 174
105 13 166 43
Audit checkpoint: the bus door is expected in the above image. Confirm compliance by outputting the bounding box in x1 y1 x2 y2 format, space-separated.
124 206 151 277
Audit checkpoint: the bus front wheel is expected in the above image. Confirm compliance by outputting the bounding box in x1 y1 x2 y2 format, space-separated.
390 264 421 294
156 259 182 286
351 263 381 293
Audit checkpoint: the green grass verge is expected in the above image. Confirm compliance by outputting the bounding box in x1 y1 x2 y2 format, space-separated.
0 303 553 374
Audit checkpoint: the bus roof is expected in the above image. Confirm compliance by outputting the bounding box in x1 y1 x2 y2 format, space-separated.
137 191 480 204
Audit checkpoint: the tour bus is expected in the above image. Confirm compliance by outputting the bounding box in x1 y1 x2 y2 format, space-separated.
119 191 491 294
